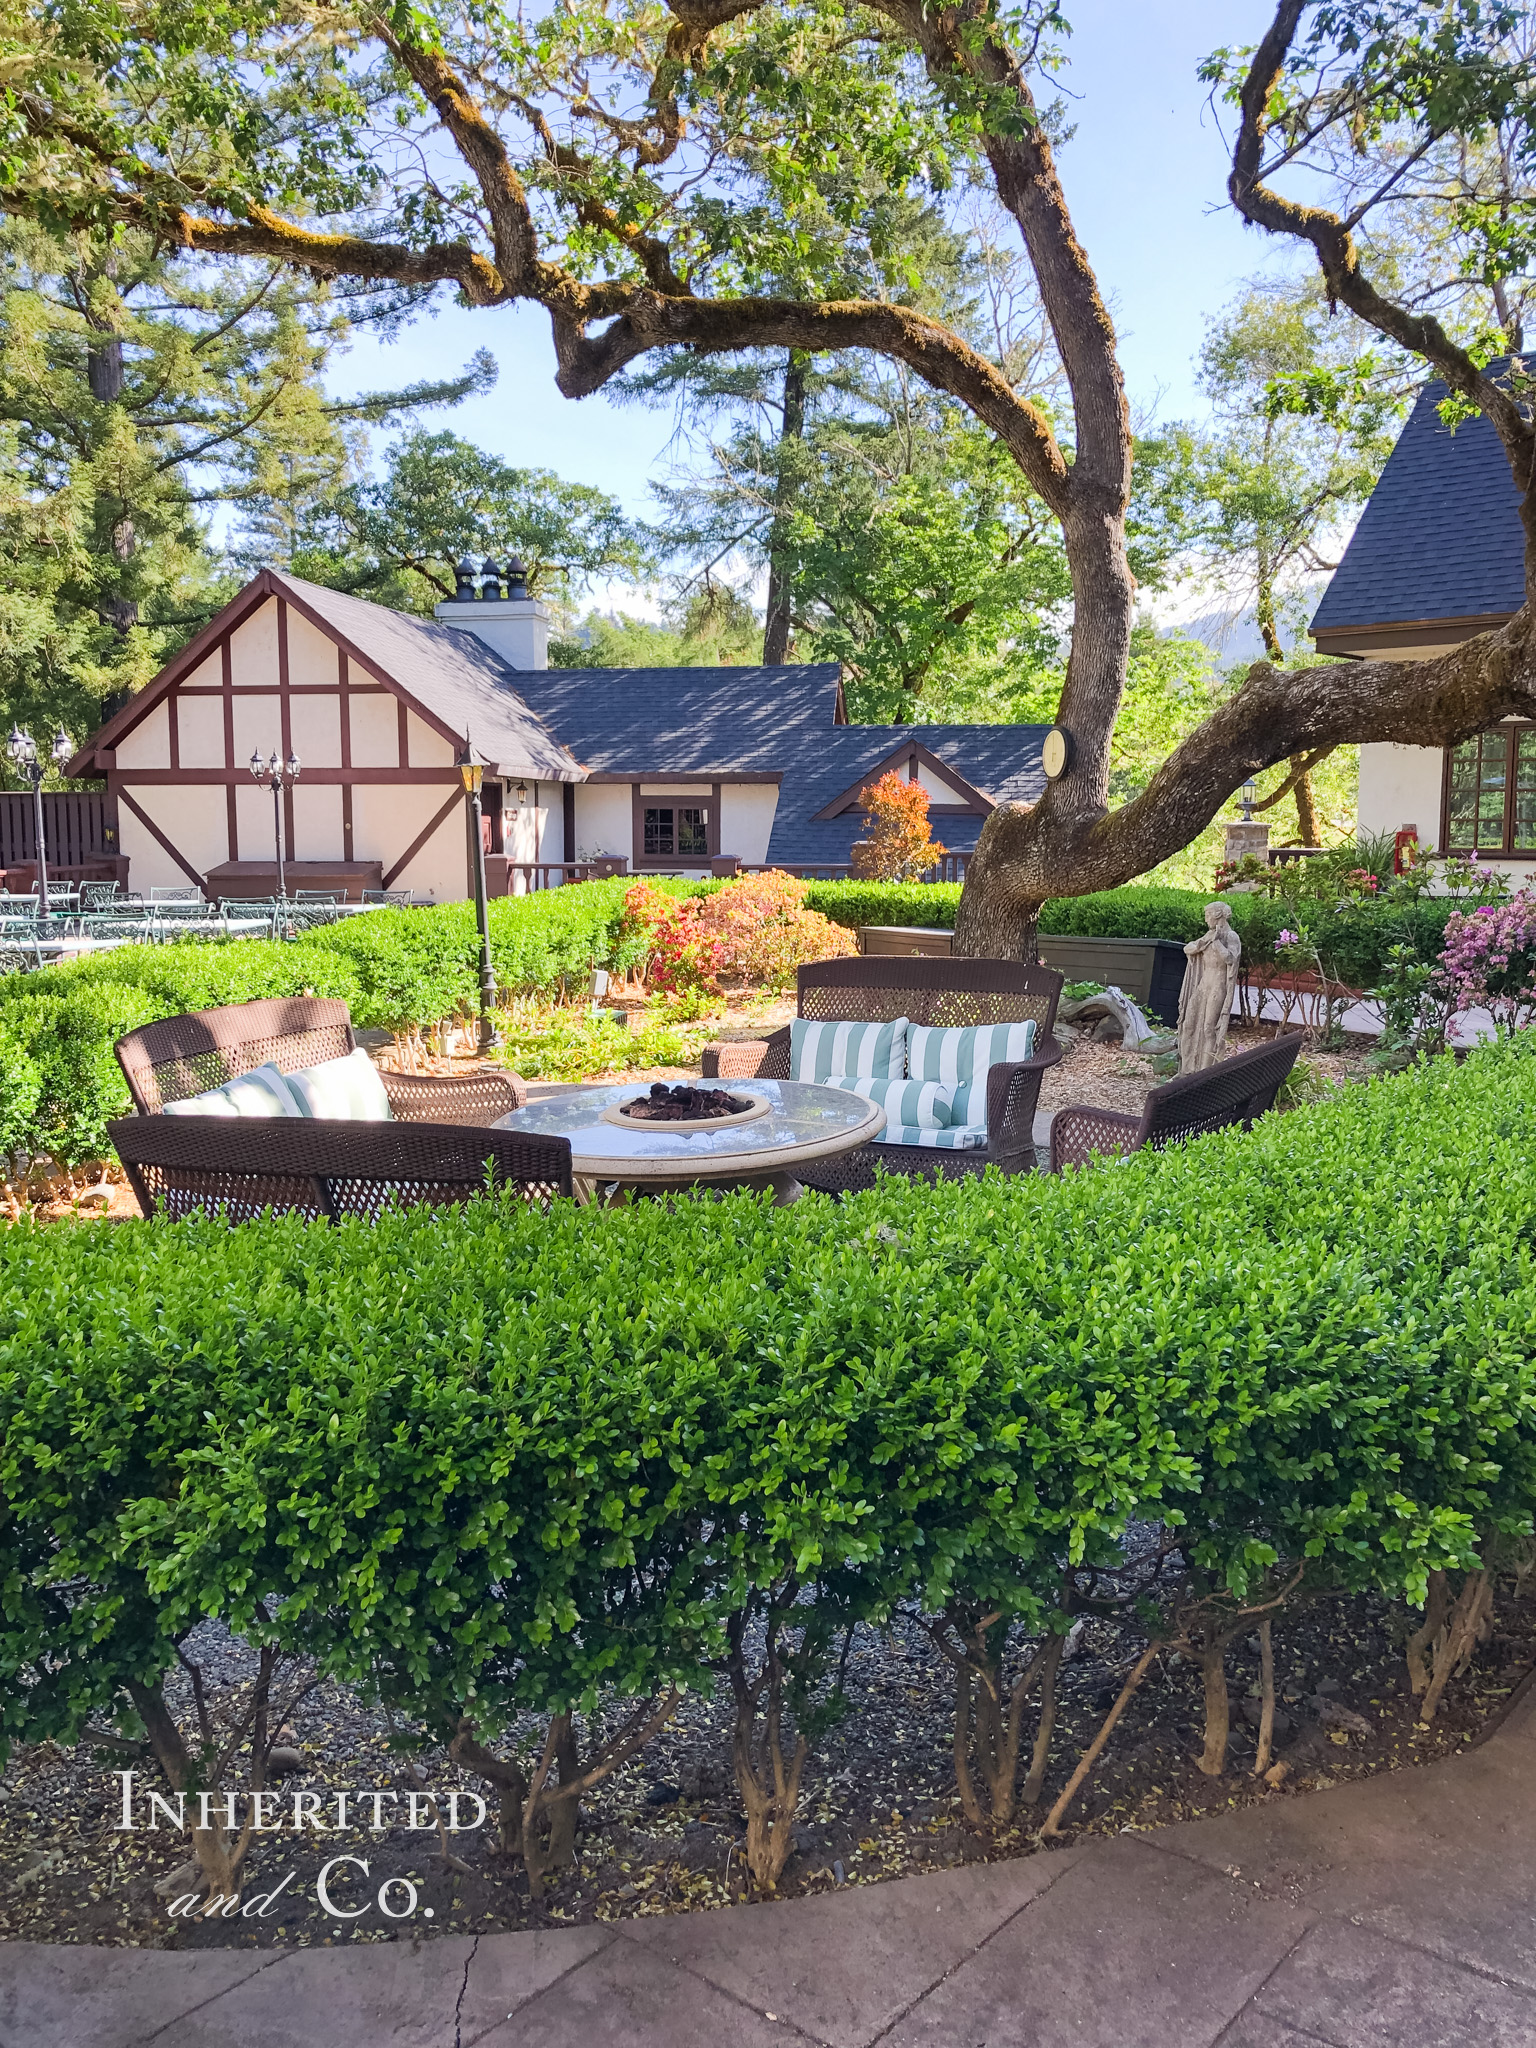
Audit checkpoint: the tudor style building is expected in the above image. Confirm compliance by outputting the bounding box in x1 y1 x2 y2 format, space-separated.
1310 366 1533 871
65 565 1049 898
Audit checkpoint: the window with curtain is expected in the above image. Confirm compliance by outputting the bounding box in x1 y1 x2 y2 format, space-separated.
1445 726 1536 855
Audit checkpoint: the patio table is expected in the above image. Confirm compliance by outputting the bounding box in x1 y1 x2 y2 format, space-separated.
494 1078 885 1204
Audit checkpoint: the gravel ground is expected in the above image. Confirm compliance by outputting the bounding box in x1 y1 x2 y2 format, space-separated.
3 1566 1530 1951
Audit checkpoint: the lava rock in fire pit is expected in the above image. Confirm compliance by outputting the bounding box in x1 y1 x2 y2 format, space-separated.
618 1082 752 1122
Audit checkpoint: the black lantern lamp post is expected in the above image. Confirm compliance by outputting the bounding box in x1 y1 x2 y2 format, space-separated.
249 747 300 901
459 747 499 1050
1240 776 1257 823
8 725 73 918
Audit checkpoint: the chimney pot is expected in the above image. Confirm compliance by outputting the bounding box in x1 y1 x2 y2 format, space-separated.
480 554 504 600
504 555 529 601
453 556 480 602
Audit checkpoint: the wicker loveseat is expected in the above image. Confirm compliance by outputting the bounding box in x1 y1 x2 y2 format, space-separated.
1049 1031 1304 1172
702 957 1064 1191
114 995 527 1123
110 995 561 1223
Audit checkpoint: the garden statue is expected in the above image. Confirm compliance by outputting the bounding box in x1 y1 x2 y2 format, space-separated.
1178 901 1243 1072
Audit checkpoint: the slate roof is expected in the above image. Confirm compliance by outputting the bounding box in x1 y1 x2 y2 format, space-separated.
273 573 582 780
510 664 1048 863
1310 369 1528 637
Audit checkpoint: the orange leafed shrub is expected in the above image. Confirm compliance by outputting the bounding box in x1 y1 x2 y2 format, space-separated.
693 870 856 988
851 772 947 882
620 872 855 994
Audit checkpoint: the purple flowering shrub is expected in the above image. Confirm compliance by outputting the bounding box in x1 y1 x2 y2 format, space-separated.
1436 892 1536 1032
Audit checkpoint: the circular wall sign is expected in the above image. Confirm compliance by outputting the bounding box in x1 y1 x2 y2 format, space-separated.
1041 726 1074 779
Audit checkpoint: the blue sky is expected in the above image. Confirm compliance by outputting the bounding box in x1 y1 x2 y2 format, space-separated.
334 0 1293 521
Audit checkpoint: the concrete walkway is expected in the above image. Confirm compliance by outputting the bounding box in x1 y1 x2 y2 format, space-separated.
5 1686 1535 2048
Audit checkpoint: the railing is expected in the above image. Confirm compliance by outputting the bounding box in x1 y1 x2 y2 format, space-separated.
496 859 629 893
0 790 115 866
497 853 974 889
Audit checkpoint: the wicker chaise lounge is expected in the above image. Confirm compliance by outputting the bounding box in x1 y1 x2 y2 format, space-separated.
702 956 1065 1191
110 994 562 1222
1048 1031 1305 1172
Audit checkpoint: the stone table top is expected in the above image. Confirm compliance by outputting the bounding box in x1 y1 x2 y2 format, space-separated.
494 1078 885 1185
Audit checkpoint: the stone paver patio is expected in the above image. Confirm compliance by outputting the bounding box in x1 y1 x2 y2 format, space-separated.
4 1685 1534 2048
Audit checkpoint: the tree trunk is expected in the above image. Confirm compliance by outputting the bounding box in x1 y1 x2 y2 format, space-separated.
87 336 124 403
126 1680 243 1903
761 352 807 665
1196 1615 1230 1777
1292 760 1322 844
1251 1619 1276 1778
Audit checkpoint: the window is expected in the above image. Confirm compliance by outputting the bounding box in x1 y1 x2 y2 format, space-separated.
642 806 708 858
1445 725 1536 856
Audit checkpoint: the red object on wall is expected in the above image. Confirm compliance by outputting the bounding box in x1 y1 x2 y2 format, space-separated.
1393 825 1419 875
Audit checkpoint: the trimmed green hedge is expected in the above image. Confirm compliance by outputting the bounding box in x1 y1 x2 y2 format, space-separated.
804 880 963 931
3 1040 1534 1879
0 880 699 1164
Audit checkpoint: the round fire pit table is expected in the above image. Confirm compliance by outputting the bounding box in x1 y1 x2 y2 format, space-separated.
493 1079 886 1205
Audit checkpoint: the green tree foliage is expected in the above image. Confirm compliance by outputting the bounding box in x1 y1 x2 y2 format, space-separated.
278 429 658 620
551 584 760 667
0 221 486 754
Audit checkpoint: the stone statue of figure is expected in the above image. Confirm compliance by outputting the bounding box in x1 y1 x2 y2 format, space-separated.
1177 901 1243 1073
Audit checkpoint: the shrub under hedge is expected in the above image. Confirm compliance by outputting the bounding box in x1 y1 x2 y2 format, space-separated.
3 1039 1535 1877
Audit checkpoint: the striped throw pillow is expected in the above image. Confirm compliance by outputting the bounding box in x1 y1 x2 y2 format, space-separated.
161 1061 302 1119
789 1015 909 1082
907 1020 1037 1130
875 1124 990 1150
284 1047 395 1122
823 1075 954 1128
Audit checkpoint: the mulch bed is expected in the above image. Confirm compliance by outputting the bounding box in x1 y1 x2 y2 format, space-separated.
2 1570 1530 1950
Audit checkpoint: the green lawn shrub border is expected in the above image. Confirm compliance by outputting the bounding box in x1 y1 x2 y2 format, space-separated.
3 1038 1534 1890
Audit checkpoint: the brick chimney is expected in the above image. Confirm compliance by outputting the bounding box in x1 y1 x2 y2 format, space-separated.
436 553 549 670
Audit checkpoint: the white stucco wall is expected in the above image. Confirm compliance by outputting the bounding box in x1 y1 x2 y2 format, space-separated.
118 786 228 891
115 701 170 769
913 761 971 804
1357 742 1443 845
573 785 633 862
229 601 279 689
353 784 464 901
177 693 225 770
719 785 779 863
349 693 399 768
289 692 342 767
292 785 345 860
231 694 283 770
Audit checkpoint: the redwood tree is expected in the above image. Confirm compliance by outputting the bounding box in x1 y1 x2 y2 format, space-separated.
6 0 1533 952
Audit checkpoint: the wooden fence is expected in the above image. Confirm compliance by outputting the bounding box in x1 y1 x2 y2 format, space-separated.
0 790 116 866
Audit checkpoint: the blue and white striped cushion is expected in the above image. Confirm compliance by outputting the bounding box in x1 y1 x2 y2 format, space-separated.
875 1124 990 1150
161 1062 302 1119
906 1020 1037 1128
823 1075 954 1128
789 1015 908 1082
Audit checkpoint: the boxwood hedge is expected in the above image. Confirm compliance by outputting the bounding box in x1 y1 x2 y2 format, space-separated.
3 1039 1534 1887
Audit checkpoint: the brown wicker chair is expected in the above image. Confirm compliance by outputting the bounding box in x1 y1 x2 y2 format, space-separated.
702 956 1064 1190
1049 1031 1305 1173
113 996 527 1125
109 1114 571 1224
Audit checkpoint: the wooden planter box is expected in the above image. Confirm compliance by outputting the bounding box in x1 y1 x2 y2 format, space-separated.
1036 934 1188 1025
858 926 1189 1025
858 925 954 958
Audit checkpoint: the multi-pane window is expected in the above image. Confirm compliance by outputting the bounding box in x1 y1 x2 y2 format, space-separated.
642 806 708 858
1445 726 1536 855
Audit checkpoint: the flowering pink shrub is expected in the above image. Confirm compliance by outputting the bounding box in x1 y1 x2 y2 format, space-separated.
618 873 855 995
1435 890 1536 1032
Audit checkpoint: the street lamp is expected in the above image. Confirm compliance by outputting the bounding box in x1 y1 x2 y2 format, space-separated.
249 747 300 900
1240 776 1257 823
459 747 498 1051
8 725 73 918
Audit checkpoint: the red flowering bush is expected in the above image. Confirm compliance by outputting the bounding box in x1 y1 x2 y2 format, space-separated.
1435 891 1536 1032
693 870 857 989
851 772 947 882
618 873 855 995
